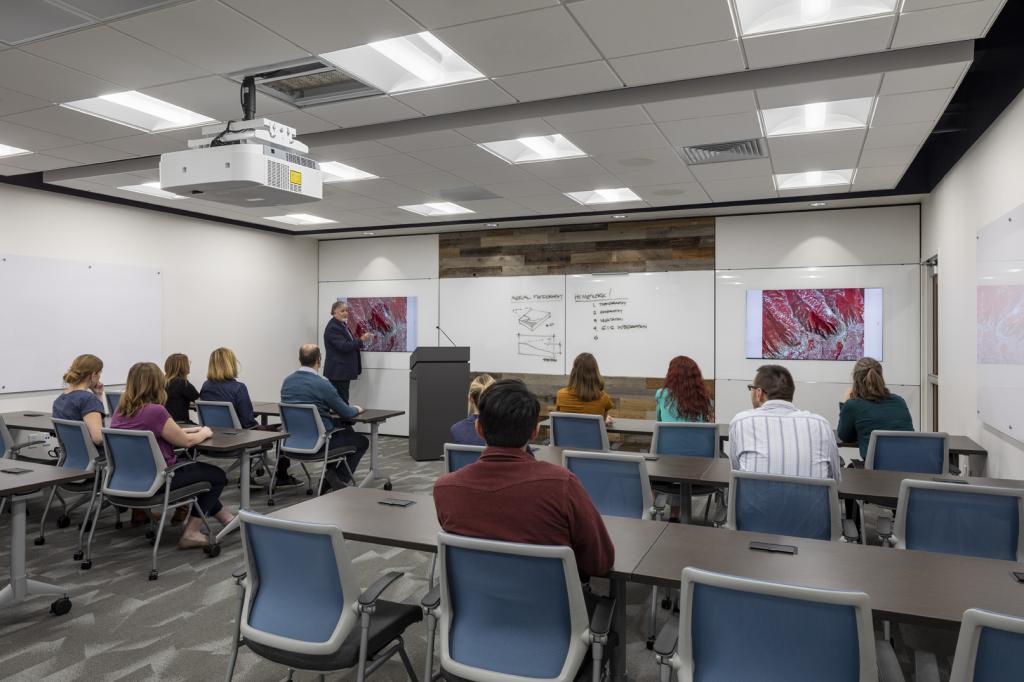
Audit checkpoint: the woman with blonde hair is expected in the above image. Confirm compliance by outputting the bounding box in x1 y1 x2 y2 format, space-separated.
450 374 496 445
164 353 199 424
837 357 914 458
198 348 257 428
53 354 106 445
556 353 614 423
110 362 232 549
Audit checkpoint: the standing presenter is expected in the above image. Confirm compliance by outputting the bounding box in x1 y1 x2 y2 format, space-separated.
324 300 372 403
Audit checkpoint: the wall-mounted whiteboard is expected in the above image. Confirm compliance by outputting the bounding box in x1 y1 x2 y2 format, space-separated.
0 254 162 394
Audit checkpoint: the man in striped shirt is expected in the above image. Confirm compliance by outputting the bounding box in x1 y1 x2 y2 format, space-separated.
729 365 842 480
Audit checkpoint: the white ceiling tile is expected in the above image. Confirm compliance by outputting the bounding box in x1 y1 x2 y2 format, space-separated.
657 112 763 147
0 118 81 150
396 80 515 116
0 50 119 103
495 61 621 102
142 76 291 123
344 179 435 204
111 0 308 74
859 146 921 168
0 2 95 45
864 121 933 149
689 158 773 182
449 163 536 184
614 164 697 186
767 129 866 174
634 182 710 206
519 156 608 179
433 7 602 77
515 193 595 212
478 179 559 198
755 74 882 109
778 185 851 198
392 0 559 30
305 96 422 127
610 40 745 87
456 118 555 143
880 61 971 95
392 169 474 192
872 89 952 126
567 0 737 59
742 15 896 69
407 144 510 171
568 124 670 155
100 133 187 155
544 105 651 133
459 197 531 217
317 189 388 210
359 205 434 221
0 152 77 171
220 0 422 53
594 149 696 184
700 176 777 202
309 139 397 160
0 87 50 117
346 153 437 176
4 105 138 142
47 143 135 164
379 130 472 152
267 109 338 135
22 26 208 89
644 91 756 123
893 0 1005 48
902 0 984 10
853 164 906 189
545 174 624 192
0 163 32 176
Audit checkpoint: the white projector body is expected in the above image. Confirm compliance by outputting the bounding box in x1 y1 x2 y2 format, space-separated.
159 119 322 207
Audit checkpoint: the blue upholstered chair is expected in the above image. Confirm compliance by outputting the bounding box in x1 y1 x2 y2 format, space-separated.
196 399 270 483
725 470 858 543
651 422 723 524
104 391 122 417
950 609 1024 682
272 403 357 504
654 567 902 682
866 431 949 475
226 510 421 682
443 443 485 474
422 531 615 682
550 412 609 451
91 427 218 580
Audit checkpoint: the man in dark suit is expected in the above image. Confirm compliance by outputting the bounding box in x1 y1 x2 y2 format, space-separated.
323 300 372 403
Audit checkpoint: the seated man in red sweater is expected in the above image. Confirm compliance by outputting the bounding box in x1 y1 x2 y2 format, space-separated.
434 379 614 580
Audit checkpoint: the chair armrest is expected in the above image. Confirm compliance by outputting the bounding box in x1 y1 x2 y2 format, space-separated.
653 493 669 511
589 596 615 637
875 640 907 682
358 571 404 607
231 567 247 584
421 584 441 611
165 460 198 475
653 619 679 657
876 515 893 542
842 519 860 543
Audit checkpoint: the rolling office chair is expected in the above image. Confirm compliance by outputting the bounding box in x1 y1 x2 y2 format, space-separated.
865 431 949 475
550 412 609 451
270 403 358 505
442 443 485 474
422 531 615 682
950 609 1024 682
653 567 903 682
650 422 723 523
89 427 218 580
226 510 421 682
196 399 271 479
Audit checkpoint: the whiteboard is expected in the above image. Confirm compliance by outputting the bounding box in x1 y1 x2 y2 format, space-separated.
565 271 715 378
0 254 162 394
439 275 567 374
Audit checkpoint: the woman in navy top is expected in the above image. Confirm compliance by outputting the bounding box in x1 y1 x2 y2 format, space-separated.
450 374 495 446
52 354 106 445
198 347 257 428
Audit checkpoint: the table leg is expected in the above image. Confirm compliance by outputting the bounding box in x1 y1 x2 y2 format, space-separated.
0 496 68 608
216 450 250 543
678 483 693 524
609 576 628 681
358 422 384 489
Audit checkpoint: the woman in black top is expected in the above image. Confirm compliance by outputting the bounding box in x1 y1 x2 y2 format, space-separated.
164 353 200 424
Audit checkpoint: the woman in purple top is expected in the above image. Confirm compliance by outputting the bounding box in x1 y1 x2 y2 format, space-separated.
111 362 233 550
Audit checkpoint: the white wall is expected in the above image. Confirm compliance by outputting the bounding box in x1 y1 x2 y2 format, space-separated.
922 89 1024 479
0 183 317 418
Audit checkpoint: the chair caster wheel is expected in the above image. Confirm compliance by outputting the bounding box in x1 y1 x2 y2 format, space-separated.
73 551 84 561
81 560 92 570
306 489 314 496
646 637 655 651
203 544 221 557
115 521 123 529
149 570 159 581
34 537 45 546
383 481 393 491
57 515 71 528
267 499 275 506
50 597 72 616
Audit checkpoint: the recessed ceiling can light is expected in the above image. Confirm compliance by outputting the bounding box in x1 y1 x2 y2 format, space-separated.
762 97 873 136
363 231 376 235
266 213 336 225
485 222 499 227
734 0 897 36
399 202 474 216
775 169 854 190
478 134 587 164
118 181 186 200
320 161 378 182
612 214 628 219
320 32 484 94
0 142 32 159
62 91 215 133
565 188 642 205
809 201 828 207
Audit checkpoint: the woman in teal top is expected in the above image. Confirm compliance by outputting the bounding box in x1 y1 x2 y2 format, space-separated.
837 357 914 458
655 356 714 422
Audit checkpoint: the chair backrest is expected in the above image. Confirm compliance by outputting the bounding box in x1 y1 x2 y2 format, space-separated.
550 412 609 451
443 443 485 474
437 531 590 682
238 510 360 656
950 609 1024 682
0 416 13 459
52 418 101 473
727 470 842 541
676 567 876 682
893 480 1024 562
195 400 242 429
105 391 122 416
866 431 949 474
651 422 718 458
100 427 166 497
564 450 653 519
278 403 326 454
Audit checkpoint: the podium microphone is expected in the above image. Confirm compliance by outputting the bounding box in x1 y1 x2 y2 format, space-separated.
436 325 457 346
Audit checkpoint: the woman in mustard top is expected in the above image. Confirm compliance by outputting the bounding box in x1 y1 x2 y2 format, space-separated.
556 353 614 424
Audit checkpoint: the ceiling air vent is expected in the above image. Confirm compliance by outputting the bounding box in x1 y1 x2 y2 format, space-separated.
230 59 383 108
680 138 767 165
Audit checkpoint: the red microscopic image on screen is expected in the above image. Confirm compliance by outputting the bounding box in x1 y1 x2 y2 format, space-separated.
762 288 865 360
345 297 409 352
978 285 1024 364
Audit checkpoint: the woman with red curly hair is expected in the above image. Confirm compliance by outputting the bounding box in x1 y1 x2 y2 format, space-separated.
656 356 714 422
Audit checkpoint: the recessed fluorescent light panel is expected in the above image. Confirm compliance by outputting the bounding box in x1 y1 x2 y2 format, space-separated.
266 214 336 225
478 134 586 164
319 161 378 182
399 202 474 216
62 91 216 133
734 0 897 35
0 143 31 159
565 188 642 205
118 182 186 200
775 169 854 190
320 32 484 94
762 97 873 136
